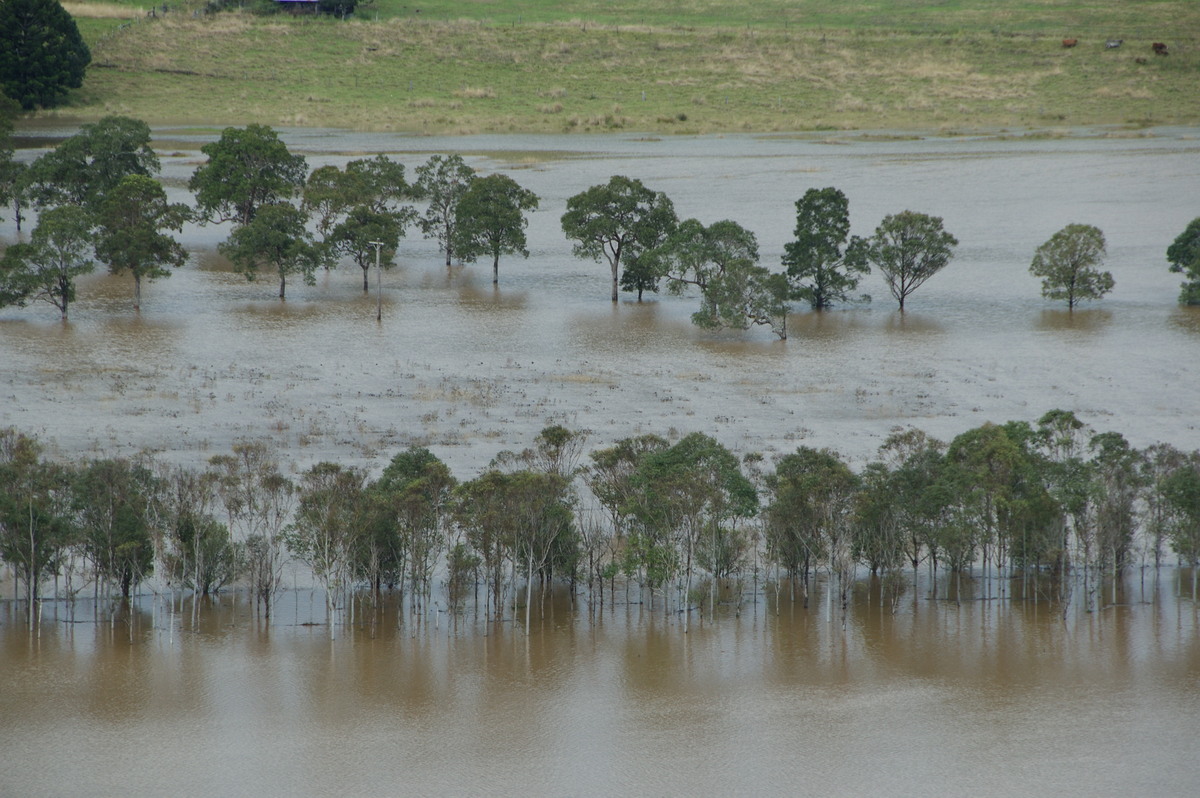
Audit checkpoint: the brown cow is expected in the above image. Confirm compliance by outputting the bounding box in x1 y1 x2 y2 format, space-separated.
1062 38 1079 48
1152 42 1169 55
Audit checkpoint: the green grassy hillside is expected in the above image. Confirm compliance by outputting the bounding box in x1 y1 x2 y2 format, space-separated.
52 0 1200 133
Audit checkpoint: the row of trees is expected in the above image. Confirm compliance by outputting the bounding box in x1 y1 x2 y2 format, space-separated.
0 118 541 314
4 412 1199 633
3 118 1198 327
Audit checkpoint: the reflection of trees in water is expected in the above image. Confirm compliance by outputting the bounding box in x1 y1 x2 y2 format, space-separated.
1036 308 1113 333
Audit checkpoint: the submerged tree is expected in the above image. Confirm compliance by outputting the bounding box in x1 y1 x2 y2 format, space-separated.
0 204 94 318
561 175 678 302
782 187 870 310
73 458 157 599
645 217 789 338
1166 217 1200 305
453 173 539 285
93 174 190 310
218 202 325 300
1030 224 1114 309
865 210 958 311
208 442 294 619
0 428 76 628
413 154 475 266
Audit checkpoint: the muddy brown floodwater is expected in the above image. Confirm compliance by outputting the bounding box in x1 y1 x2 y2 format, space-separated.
1 126 1200 795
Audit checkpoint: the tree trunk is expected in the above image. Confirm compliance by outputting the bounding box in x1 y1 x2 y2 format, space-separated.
362 267 370 293
279 275 287 300
134 274 142 311
610 261 619 303
493 255 500 285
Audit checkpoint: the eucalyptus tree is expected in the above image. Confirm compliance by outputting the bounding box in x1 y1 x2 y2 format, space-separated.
159 465 238 598
0 428 76 628
1088 431 1142 601
625 433 757 629
218 202 326 300
875 428 947 584
0 204 94 319
864 210 957 311
208 441 294 619
189 124 306 226
644 217 789 338
304 155 415 290
73 458 157 599
454 469 517 618
765 446 859 624
1166 217 1200 305
782 186 870 310
372 446 456 608
1161 452 1200 571
561 175 677 302
1030 224 1114 309
94 174 190 310
288 462 370 635
0 101 29 229
453 173 539 285
24 115 158 208
1138 443 1187 569
584 434 669 597
413 153 475 266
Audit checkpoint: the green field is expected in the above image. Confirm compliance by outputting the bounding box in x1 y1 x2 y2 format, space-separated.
52 0 1200 133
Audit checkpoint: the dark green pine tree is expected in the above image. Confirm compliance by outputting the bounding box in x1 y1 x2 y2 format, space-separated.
0 0 91 110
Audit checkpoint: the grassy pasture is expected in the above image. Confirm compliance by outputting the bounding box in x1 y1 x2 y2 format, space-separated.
50 1 1200 133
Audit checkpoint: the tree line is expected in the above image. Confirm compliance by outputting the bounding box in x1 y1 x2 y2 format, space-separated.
3 117 1199 329
3 411 1199 634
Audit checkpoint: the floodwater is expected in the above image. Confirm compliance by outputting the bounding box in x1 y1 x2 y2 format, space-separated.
2 126 1200 795
2 127 1199 475
1 574 1198 796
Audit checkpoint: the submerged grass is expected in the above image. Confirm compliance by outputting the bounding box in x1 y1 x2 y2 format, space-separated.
49 1 1200 133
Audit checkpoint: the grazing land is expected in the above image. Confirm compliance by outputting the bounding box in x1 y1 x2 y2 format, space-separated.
49 0 1200 134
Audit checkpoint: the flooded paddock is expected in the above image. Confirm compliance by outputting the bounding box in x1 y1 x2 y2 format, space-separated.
2 126 1200 795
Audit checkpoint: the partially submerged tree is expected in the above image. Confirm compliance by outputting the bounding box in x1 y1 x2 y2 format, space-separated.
413 154 475 266
864 210 958 311
1166 217 1200 306
73 457 157 599
189 124 306 226
218 202 325 300
1030 223 1114 309
453 173 539 285
0 204 94 319
93 174 190 310
782 187 870 310
0 428 76 629
208 442 294 619
645 217 790 338
0 0 90 110
561 175 677 302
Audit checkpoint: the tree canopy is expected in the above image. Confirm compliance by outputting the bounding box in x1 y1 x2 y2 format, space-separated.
93 174 190 310
0 0 90 110
24 115 159 208
189 124 306 226
1029 223 1114 309
865 210 958 311
561 175 678 303
782 187 870 310
413 154 475 267
453 173 539 285
0 204 94 319
1167 217 1200 306
218 202 325 299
